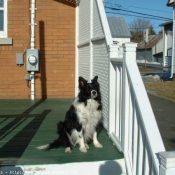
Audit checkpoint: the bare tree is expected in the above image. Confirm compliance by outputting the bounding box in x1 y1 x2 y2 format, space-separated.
129 18 155 42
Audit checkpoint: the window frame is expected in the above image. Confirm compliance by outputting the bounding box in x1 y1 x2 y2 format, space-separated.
0 0 7 38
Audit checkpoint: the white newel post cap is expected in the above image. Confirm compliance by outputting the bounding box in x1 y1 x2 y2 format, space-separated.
159 151 175 175
123 42 137 52
109 44 120 58
122 42 137 61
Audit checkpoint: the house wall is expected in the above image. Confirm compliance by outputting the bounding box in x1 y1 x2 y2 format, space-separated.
152 38 163 63
152 38 163 56
167 33 173 50
112 38 130 44
136 49 152 62
0 0 75 99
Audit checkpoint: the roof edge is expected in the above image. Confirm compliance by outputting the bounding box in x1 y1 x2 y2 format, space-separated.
167 0 175 6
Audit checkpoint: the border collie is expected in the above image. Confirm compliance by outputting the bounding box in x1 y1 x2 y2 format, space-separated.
37 76 103 153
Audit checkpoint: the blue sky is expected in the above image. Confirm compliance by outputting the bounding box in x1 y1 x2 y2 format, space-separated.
105 0 172 33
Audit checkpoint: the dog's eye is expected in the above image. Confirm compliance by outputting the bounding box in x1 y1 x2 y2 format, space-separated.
87 85 91 90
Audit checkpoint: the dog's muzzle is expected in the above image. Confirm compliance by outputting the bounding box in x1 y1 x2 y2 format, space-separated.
91 90 97 98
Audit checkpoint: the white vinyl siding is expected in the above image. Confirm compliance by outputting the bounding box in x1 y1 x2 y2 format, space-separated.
77 0 113 130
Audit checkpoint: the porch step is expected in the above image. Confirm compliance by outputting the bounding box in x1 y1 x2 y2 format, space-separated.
0 99 126 175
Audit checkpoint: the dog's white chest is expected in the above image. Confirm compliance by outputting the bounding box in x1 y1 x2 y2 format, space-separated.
73 98 101 125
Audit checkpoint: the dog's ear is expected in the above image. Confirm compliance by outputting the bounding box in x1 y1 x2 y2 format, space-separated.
79 76 87 87
91 76 98 82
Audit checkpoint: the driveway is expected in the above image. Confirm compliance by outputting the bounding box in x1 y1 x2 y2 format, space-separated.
148 94 175 151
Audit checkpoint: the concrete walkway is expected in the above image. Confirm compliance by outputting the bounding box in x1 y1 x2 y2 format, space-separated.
148 94 175 151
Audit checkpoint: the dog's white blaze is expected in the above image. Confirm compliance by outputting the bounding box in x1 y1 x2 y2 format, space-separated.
73 98 101 143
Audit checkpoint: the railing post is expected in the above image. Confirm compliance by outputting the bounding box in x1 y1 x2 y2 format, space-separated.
121 42 137 175
123 42 137 63
108 44 119 133
109 44 120 58
121 42 137 153
159 151 175 175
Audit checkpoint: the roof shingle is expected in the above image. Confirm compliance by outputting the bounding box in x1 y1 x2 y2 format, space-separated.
137 34 162 49
107 16 131 38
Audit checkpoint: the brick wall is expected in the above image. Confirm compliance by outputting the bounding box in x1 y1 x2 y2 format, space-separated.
0 0 75 99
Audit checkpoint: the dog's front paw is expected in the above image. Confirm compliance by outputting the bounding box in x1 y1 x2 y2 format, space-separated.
65 147 72 153
94 142 103 148
79 146 87 153
85 144 89 149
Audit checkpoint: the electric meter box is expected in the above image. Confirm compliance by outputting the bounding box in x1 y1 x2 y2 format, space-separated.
26 49 39 71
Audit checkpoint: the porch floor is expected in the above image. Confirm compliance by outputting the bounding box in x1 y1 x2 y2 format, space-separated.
0 99 124 166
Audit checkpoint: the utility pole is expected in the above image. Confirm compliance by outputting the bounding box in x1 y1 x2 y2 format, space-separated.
144 42 147 68
143 29 149 69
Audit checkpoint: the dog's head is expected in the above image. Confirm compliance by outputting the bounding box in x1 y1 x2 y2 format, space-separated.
78 76 100 99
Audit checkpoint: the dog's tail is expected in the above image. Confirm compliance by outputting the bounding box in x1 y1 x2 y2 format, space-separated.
36 121 66 151
36 144 51 150
36 139 63 150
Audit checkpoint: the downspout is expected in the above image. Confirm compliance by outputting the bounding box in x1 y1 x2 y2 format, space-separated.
30 0 36 100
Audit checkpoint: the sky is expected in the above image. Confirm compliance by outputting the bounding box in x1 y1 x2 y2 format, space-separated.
105 0 173 33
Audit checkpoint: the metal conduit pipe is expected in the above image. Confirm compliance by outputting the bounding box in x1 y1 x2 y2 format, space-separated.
30 0 36 100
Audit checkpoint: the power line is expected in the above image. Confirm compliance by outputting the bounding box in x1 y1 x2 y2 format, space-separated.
105 6 172 21
106 11 171 21
127 5 171 14
105 2 171 14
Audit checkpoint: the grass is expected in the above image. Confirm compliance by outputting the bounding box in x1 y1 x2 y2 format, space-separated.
138 66 162 73
145 81 175 103
138 66 175 103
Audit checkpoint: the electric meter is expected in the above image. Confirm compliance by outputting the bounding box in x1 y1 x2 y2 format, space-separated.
28 55 37 64
26 49 39 71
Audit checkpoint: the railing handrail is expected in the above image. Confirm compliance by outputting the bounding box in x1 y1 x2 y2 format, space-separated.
125 58 165 171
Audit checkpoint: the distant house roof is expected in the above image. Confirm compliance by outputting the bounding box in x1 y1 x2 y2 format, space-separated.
107 16 131 38
167 0 175 6
159 20 173 27
137 35 162 49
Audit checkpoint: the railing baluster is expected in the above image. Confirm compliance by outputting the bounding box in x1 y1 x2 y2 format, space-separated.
128 82 134 171
119 65 122 143
143 138 150 175
132 96 138 175
115 65 120 138
137 116 144 175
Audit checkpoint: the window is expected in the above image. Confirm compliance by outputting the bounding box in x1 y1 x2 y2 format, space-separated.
0 0 7 38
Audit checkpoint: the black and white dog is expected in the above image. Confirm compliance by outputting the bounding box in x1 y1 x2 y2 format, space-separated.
37 76 103 153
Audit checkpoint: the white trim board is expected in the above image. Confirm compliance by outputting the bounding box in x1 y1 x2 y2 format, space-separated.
1 159 126 175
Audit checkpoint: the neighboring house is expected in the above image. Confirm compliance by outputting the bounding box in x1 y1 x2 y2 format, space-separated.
0 0 76 99
167 0 175 76
160 20 173 69
107 16 131 57
137 34 163 63
107 16 131 44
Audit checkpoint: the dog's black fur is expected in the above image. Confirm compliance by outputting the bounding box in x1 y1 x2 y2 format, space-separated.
37 76 103 153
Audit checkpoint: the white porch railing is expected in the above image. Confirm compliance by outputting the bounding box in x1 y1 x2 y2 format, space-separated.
108 42 173 175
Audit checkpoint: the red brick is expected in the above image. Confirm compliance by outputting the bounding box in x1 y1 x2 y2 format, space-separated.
0 0 75 99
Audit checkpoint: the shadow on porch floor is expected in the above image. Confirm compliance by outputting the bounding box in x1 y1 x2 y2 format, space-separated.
0 99 124 166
